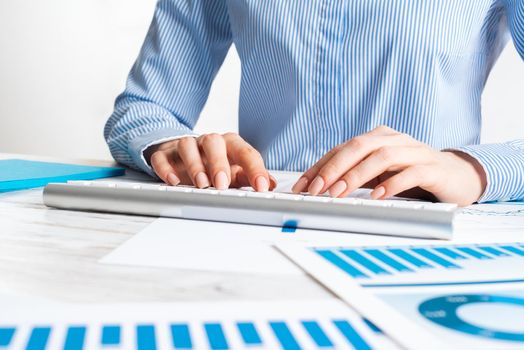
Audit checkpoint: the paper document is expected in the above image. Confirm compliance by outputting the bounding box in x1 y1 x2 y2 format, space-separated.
0 298 396 350
278 241 524 350
101 218 396 275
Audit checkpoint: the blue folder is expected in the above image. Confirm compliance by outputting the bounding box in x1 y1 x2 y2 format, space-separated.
0 159 125 193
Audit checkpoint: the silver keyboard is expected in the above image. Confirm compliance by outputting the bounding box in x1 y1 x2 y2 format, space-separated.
43 180 457 239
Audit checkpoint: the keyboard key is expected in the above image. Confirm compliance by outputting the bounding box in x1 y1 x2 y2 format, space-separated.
246 192 275 199
218 189 248 197
332 198 363 205
303 196 332 203
389 201 424 209
421 203 457 211
360 199 392 207
192 188 219 195
273 193 303 201
166 186 192 193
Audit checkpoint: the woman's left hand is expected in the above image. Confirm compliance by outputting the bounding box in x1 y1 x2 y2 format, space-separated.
292 126 487 206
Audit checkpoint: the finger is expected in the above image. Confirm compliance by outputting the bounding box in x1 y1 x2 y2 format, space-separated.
307 133 420 195
177 136 210 188
198 133 231 190
149 149 181 186
230 165 251 188
223 133 270 192
230 166 278 190
329 146 434 198
291 146 340 193
291 126 399 193
371 165 438 200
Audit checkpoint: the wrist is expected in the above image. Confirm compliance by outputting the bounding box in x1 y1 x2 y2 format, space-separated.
445 150 487 203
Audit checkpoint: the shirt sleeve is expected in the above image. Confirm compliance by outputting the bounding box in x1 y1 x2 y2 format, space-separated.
452 0 524 203
104 0 232 176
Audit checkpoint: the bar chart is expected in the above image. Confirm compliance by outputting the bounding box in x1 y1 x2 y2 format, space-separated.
0 300 387 350
312 242 524 287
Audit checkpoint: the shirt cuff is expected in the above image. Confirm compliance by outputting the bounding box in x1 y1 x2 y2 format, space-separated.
450 142 524 203
128 128 198 178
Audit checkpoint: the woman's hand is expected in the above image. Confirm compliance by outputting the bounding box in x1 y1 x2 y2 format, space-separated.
292 126 487 206
145 133 276 191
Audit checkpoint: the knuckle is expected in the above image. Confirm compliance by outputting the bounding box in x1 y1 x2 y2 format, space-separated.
319 162 342 179
223 132 239 140
410 165 424 178
349 136 366 149
376 125 391 132
201 133 221 145
398 132 413 143
377 146 394 162
177 137 192 150
187 163 203 176
149 151 163 166
343 171 360 186
239 146 258 160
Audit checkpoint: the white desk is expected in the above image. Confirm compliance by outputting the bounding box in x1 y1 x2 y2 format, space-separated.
0 153 330 303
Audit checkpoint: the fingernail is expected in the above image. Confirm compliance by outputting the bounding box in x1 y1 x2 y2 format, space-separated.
214 171 229 190
195 172 210 188
329 180 347 198
371 186 386 199
255 176 269 192
308 176 325 195
167 173 180 186
292 177 309 193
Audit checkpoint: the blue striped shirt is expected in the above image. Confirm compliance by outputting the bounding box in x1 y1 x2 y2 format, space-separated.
104 0 524 202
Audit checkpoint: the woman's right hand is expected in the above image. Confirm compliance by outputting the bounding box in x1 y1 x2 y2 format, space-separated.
144 133 276 192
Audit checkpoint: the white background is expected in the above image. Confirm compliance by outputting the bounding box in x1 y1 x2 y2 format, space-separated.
0 0 522 161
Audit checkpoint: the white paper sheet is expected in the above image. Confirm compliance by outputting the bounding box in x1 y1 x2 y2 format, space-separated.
101 217 389 275
0 298 397 350
278 240 524 350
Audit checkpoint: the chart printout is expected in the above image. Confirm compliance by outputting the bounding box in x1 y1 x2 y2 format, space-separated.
278 242 524 350
0 299 397 350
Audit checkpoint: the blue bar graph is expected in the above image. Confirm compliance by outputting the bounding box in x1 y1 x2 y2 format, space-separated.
26 327 51 350
301 321 333 347
500 245 524 256
412 248 460 269
63 326 86 350
341 249 391 275
171 324 192 349
434 247 467 260
456 247 492 260
101 325 121 346
204 323 229 350
315 243 524 288
333 320 372 350
478 246 510 257
0 318 380 350
269 322 301 350
0 328 15 347
315 250 369 278
388 248 434 269
236 322 262 346
364 249 413 272
137 325 157 350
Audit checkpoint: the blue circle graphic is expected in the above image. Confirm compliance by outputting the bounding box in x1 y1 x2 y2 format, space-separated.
419 294 524 342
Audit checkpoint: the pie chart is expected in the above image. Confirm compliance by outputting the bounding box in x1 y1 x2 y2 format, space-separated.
419 294 524 342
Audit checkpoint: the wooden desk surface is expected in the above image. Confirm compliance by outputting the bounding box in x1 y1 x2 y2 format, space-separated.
0 153 331 303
